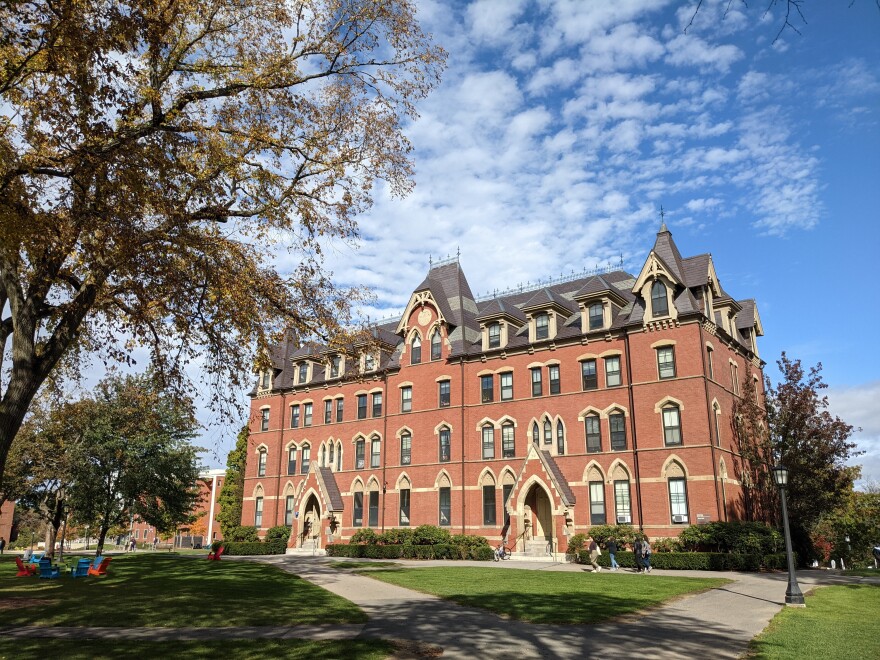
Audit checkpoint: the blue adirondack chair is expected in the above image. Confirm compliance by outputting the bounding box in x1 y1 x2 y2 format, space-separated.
38 558 60 579
70 558 91 578
27 551 45 565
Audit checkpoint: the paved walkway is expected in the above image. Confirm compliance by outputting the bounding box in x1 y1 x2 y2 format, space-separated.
249 556 877 659
3 554 877 659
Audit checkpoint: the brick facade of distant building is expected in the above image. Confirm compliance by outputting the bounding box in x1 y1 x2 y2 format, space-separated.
242 227 766 554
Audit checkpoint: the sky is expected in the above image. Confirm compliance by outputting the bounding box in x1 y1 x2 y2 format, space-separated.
199 1 880 482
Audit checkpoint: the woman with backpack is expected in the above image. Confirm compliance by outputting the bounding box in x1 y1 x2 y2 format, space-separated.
641 536 652 573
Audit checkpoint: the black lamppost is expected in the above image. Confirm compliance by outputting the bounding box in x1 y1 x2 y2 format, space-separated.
771 465 805 607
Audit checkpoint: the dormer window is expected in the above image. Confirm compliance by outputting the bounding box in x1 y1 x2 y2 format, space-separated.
430 328 441 360
297 362 309 385
411 335 422 364
588 303 604 330
329 355 341 378
364 353 376 372
260 370 271 389
488 323 501 348
535 313 549 340
651 281 669 317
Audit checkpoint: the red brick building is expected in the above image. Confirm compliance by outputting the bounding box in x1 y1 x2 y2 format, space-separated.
243 227 765 555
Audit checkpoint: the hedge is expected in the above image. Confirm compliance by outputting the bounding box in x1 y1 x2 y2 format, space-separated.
222 540 287 556
325 543 494 561
576 550 796 571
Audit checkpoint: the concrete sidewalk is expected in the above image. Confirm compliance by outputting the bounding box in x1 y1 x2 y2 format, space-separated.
254 555 877 659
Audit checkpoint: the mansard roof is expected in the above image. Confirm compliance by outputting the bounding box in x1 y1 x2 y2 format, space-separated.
573 274 629 305
475 298 527 324
521 287 576 315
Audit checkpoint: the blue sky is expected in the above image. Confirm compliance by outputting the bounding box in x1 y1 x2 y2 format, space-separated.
203 1 880 480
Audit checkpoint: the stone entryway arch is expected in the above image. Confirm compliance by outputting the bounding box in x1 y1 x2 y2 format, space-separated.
299 492 322 550
520 480 554 551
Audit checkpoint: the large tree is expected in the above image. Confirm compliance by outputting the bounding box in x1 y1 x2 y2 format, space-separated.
216 425 249 537
735 353 861 560
65 373 202 555
0 1 445 486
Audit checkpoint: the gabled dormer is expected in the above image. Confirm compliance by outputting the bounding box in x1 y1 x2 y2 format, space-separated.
324 352 345 380
293 360 312 386
521 288 574 343
573 275 628 334
475 299 526 351
712 294 742 337
735 299 763 357
632 224 685 323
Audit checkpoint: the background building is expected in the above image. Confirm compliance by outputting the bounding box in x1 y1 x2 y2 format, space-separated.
243 227 765 555
129 469 225 548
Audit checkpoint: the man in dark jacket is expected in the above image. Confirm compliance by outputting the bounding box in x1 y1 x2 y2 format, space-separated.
633 538 643 573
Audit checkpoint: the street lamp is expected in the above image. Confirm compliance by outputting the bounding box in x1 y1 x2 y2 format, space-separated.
771 465 805 607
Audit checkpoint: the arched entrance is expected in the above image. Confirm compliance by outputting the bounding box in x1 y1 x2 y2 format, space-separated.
523 483 553 543
300 494 322 549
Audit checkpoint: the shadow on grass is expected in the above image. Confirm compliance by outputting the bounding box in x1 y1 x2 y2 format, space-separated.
0 554 365 627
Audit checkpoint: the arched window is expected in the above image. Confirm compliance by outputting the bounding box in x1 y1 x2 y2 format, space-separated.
257 448 267 476
400 432 412 465
502 423 515 458
411 335 421 364
370 436 381 468
355 438 365 469
532 422 540 445
589 302 604 330
439 426 451 462
556 421 565 455
481 425 495 459
336 442 342 471
535 312 549 340
609 412 627 451
488 322 501 348
320 444 326 467
329 442 335 468
651 280 668 317
431 329 442 360
543 420 552 445
287 446 297 475
585 415 601 453
300 444 311 474
713 402 722 447
662 405 682 446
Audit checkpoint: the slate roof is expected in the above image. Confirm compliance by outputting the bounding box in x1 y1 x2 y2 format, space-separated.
540 451 576 506
252 228 762 393
318 467 344 511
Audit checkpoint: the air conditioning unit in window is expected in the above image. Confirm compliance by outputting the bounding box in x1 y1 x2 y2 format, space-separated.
616 514 631 524
672 514 688 524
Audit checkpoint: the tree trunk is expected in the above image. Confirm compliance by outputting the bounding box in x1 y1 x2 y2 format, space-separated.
96 526 109 557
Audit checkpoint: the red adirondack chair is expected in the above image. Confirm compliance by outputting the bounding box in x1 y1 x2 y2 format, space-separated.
207 546 224 561
15 556 38 577
87 556 112 576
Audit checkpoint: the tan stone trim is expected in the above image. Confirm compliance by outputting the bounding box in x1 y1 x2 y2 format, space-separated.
544 358 561 366
639 475 715 483
395 425 413 439
577 405 604 421
354 389 368 396
497 415 518 428
495 367 514 375
397 381 414 389
476 369 494 377
254 442 269 453
433 421 454 435
435 375 452 383
650 339 677 349
654 395 685 413
576 352 600 362
599 349 622 358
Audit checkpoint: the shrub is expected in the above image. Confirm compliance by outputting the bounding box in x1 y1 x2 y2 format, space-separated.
651 537 682 553
379 528 415 545
223 540 286 555
677 521 782 555
587 524 639 547
265 525 291 543
566 533 588 556
350 529 380 545
412 525 451 546
577 550 793 571
225 525 260 542
451 534 490 549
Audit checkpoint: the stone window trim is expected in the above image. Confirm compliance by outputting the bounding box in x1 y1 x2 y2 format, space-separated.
651 279 670 317
258 370 272 391
295 361 311 386
259 406 270 432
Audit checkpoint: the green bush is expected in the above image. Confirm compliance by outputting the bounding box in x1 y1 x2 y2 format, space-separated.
324 541 494 561
223 540 286 555
412 525 451 545
265 525 291 543
451 534 490 548
586 524 639 546
566 533 588 555
651 537 682 553
677 521 782 555
224 525 260 542
350 529 380 545
379 528 415 545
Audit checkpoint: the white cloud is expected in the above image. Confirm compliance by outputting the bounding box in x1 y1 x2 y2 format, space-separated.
828 382 880 484
665 34 743 73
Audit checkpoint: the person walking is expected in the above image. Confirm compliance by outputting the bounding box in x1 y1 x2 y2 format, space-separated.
641 537 653 573
587 536 602 572
633 537 644 573
872 544 880 569
606 538 619 571
0 537 6 554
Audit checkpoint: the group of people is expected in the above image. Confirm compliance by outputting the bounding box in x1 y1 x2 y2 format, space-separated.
586 535 652 573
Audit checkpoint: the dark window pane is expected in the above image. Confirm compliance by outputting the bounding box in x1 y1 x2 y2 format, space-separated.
368 491 379 527
481 375 494 403
411 336 421 364
353 492 363 526
500 373 513 400
483 485 496 525
357 394 367 419
431 330 441 360
372 392 382 418
439 487 451 527
589 481 605 525
502 424 515 458
535 313 549 340
439 428 450 462
531 368 542 397
399 489 411 526
439 381 450 407
482 426 495 459
549 365 560 395
610 413 627 450
605 356 621 387
658 347 676 379
582 359 598 390
488 323 501 348
401 433 411 465
585 416 601 453
356 440 365 469
652 280 669 317
589 303 604 330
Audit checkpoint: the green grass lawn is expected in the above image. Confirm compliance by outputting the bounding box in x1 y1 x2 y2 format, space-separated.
328 561 402 570
362 566 730 624
0 639 390 660
0 554 366 627
842 567 880 578
749 584 880 659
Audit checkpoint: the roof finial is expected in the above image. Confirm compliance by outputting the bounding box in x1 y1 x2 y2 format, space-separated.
456 246 460 260
659 206 668 233
429 254 433 268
